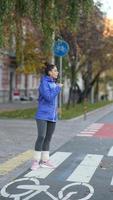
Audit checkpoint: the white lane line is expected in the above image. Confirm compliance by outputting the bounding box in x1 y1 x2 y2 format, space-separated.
25 152 72 178
81 131 96 134
0 150 33 175
86 123 104 128
76 134 93 137
111 177 113 185
86 129 101 131
89 123 104 127
67 154 103 183
108 146 113 156
77 123 104 137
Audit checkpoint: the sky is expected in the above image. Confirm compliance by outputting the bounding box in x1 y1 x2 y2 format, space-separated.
94 0 113 19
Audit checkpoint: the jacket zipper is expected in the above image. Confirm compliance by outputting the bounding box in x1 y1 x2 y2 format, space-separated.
53 97 57 121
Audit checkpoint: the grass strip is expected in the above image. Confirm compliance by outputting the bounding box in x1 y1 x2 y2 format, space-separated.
0 100 112 120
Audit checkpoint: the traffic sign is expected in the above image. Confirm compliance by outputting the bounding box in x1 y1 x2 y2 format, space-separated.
53 39 69 118
53 39 69 57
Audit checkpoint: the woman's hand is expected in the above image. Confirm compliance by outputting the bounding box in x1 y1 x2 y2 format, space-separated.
57 83 63 88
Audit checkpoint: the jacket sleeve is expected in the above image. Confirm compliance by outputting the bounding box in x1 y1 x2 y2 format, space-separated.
39 80 61 102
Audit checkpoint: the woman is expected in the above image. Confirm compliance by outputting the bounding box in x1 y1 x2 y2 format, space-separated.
31 63 63 170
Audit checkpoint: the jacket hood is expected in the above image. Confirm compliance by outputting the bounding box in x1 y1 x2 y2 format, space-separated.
41 75 54 82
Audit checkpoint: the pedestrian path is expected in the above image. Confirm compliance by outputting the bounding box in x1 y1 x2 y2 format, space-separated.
0 150 108 182
13 147 113 184
25 152 103 183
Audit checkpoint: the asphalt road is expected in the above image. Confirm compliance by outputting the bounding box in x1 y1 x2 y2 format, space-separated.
1 103 113 199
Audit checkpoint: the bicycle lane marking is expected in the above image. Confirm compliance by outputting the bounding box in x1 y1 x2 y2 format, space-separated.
2 142 113 199
76 123 104 137
0 152 72 200
76 123 113 138
0 177 94 200
0 151 103 200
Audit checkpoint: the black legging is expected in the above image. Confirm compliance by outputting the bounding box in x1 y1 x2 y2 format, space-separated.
35 120 56 151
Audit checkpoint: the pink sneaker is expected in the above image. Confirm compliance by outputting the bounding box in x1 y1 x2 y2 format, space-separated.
31 160 40 170
40 160 55 169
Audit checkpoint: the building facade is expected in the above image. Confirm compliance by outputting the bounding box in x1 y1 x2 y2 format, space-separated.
0 54 39 103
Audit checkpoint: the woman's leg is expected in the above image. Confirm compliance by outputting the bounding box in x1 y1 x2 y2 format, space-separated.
31 120 47 170
35 119 47 151
41 121 56 162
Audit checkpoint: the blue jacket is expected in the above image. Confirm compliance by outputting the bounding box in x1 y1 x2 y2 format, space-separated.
35 75 61 122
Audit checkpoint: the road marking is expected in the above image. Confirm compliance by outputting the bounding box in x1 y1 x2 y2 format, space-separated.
89 123 103 127
67 154 103 183
77 123 104 137
0 150 33 175
0 177 94 200
25 152 72 178
58 183 94 200
108 146 113 156
81 131 96 133
111 177 113 185
76 134 93 137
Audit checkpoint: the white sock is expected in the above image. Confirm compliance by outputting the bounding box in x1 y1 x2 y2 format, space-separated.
41 151 49 161
33 151 41 162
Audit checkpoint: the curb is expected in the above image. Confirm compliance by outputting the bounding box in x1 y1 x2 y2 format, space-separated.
68 103 113 122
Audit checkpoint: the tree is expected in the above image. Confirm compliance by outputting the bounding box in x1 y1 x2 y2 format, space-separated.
76 7 113 103
57 0 95 105
0 0 94 71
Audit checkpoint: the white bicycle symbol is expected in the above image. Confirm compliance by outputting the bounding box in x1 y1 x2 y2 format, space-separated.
0 177 94 200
